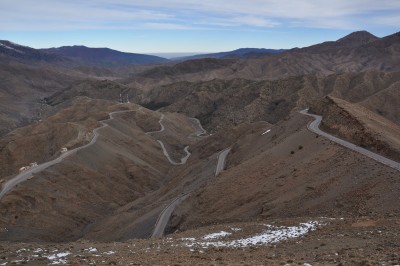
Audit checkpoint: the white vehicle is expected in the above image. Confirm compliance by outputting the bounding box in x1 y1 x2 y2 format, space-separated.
61 147 68 153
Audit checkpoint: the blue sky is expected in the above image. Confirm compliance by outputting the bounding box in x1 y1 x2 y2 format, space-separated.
0 0 399 56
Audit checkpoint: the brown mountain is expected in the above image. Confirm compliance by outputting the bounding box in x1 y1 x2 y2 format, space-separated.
122 31 399 89
42 45 169 67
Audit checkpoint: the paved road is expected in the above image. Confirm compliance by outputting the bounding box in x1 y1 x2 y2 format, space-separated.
189 118 207 137
157 141 191 165
151 193 190 238
151 146 232 238
215 148 231 176
146 113 192 165
300 109 400 171
146 114 165 134
0 110 134 200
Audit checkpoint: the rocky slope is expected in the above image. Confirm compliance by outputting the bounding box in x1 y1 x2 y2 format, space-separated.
169 112 400 233
131 71 400 131
311 96 400 161
121 31 400 89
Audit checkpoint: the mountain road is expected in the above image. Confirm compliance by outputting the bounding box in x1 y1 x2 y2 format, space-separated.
300 109 400 171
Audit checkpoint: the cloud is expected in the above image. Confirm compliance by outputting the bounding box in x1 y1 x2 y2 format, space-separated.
0 0 399 31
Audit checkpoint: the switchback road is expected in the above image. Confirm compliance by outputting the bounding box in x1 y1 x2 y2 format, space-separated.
152 147 231 238
0 109 135 200
147 113 192 165
189 118 207 137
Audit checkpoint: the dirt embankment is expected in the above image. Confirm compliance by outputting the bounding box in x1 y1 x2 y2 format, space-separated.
311 96 400 161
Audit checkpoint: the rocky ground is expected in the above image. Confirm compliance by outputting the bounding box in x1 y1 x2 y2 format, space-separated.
1 216 399 265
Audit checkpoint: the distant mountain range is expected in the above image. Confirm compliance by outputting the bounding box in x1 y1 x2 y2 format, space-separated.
171 48 286 61
41 46 169 67
0 41 170 67
1 40 286 67
0 40 65 63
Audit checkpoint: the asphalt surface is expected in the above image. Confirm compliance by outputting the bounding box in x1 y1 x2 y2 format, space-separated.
146 114 165 134
151 194 190 238
0 110 135 200
147 113 192 165
189 118 207 137
215 148 231 176
151 115 230 238
300 109 400 171
157 141 191 165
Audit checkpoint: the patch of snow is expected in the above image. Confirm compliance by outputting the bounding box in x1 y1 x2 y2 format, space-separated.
50 259 67 265
0 262 7 265
103 251 115 255
261 129 271 135
181 237 196 241
183 221 322 248
85 247 97 252
45 251 71 264
203 231 232 240
303 263 312 266
33 248 43 253
16 248 27 253
0 43 14 50
0 42 24 53
231 227 241 232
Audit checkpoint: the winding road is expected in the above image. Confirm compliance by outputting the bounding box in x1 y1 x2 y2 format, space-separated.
147 113 194 166
300 109 400 171
0 109 135 200
145 114 165 134
189 118 207 137
157 141 191 165
151 193 190 238
151 146 231 238
215 148 231 176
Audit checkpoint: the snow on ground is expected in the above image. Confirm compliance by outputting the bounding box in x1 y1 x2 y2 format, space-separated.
85 247 98 253
203 231 232 240
261 129 271 135
103 251 116 255
4 246 117 265
182 221 322 248
0 43 18 51
45 251 71 265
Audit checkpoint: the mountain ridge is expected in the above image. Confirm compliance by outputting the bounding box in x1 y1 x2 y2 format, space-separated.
172 48 286 61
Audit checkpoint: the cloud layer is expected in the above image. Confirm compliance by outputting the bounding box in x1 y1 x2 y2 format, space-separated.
1 0 399 31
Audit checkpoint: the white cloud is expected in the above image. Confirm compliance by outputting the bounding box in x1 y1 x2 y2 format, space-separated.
0 0 399 31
